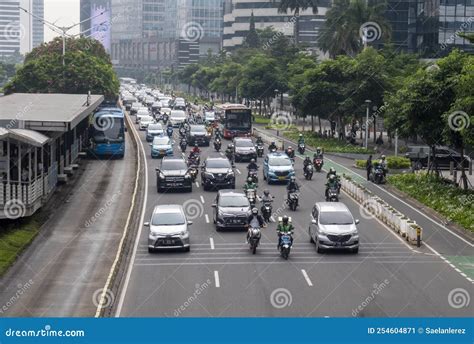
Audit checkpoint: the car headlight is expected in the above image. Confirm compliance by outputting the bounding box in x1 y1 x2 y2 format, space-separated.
184 174 191 179
180 231 189 238
318 231 329 237
150 231 160 237
158 171 165 179
227 171 234 177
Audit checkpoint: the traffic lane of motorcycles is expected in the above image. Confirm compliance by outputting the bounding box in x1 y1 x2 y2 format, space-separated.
120 121 468 316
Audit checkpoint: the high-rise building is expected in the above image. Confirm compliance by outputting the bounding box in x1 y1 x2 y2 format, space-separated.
222 0 331 52
0 0 43 57
80 0 112 52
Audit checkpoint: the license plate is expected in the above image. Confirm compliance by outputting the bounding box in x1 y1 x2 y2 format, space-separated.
160 150 165 154
162 239 175 245
278 176 286 181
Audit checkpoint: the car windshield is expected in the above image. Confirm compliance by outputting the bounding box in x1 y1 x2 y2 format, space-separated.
319 211 354 225
269 157 292 166
162 160 187 170
236 140 253 147
171 112 186 118
191 126 206 133
141 117 154 122
207 160 231 169
220 196 249 207
153 137 169 145
148 124 162 130
151 212 185 226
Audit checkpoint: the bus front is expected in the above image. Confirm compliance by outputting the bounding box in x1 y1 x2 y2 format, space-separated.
90 112 126 158
223 108 252 139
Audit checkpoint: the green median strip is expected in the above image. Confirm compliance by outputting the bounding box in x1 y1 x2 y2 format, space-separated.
445 256 474 280
0 219 41 276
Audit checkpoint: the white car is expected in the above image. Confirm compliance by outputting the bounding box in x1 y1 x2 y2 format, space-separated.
130 102 142 114
146 123 164 142
205 111 216 122
145 204 191 252
139 115 155 130
169 110 187 127
136 109 151 124
161 107 172 116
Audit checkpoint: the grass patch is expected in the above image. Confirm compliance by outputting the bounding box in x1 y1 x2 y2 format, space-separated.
0 218 41 276
284 131 374 154
253 115 271 125
355 156 411 169
388 173 474 232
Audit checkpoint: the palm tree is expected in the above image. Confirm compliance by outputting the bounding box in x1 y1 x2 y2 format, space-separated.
273 0 320 45
319 0 391 58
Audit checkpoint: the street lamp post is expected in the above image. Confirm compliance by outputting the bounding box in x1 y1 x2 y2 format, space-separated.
274 89 279 114
365 100 372 149
19 6 106 66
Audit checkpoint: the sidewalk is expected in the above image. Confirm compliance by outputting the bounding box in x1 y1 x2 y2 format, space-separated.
255 125 474 282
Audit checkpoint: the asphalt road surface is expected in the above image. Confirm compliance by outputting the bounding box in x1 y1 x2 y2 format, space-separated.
116 115 473 318
0 133 136 317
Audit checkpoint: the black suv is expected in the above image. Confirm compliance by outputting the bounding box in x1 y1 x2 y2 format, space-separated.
201 157 235 191
406 146 471 170
187 125 210 146
156 157 193 193
212 190 251 231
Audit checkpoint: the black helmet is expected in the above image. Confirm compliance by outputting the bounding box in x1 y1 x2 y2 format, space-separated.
264 189 270 196
252 208 258 215
271 141 275 145
282 215 289 224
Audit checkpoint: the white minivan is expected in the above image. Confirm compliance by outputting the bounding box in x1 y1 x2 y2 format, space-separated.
169 110 187 127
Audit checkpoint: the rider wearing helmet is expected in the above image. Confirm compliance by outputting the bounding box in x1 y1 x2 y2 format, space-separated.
268 141 277 152
247 158 258 173
298 134 305 145
314 147 323 159
379 155 388 177
192 143 200 155
325 174 338 199
277 215 294 248
303 156 312 173
326 167 337 179
286 176 299 200
256 136 264 146
286 146 295 159
244 177 257 192
247 208 265 243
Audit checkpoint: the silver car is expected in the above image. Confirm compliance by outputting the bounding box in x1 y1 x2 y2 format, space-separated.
145 205 192 252
308 202 360 254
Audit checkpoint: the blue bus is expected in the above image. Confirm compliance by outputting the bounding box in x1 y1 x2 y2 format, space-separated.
90 107 126 159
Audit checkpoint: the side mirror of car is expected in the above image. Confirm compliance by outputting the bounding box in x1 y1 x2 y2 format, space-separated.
311 219 317 225
155 168 160 173
211 204 217 208
355 219 360 225
187 221 193 226
144 222 150 227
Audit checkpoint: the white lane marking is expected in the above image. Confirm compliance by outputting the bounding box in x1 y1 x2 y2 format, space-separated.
301 269 313 286
270 216 275 223
219 152 224 156
214 271 220 288
200 195 205 204
236 169 241 174
210 237 215 250
259 129 473 247
195 182 200 188
115 114 149 317
205 214 210 224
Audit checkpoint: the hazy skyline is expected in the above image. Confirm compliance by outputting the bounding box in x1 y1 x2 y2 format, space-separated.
44 0 80 42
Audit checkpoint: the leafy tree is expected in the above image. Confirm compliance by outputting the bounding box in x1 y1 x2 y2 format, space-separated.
319 0 390 57
273 0 320 44
244 12 260 48
4 37 118 98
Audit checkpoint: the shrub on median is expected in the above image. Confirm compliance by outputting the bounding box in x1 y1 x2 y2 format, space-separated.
355 156 411 169
285 131 374 154
388 173 474 232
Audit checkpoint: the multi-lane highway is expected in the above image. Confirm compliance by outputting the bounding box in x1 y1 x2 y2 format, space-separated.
115 112 473 317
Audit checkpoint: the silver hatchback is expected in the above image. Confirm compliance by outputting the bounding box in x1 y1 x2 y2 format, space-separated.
308 202 360 254
145 205 192 252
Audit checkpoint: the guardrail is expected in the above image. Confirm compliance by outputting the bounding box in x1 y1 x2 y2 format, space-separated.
341 176 423 247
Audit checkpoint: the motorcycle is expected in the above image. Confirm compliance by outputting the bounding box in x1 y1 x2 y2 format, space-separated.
313 158 323 172
370 166 386 184
298 143 305 155
162 114 169 125
248 169 259 185
269 146 277 153
188 167 198 182
326 185 339 202
304 164 313 180
248 226 261 255
214 139 222 152
166 127 173 138
287 192 299 211
286 149 295 161
180 141 187 153
188 154 200 168
225 150 234 163
256 144 264 157
279 233 293 260
261 200 273 222
246 189 257 207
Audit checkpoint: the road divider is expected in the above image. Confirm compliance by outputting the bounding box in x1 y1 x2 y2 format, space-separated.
341 176 423 247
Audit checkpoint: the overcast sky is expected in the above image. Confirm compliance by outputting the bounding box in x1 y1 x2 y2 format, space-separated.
44 0 80 42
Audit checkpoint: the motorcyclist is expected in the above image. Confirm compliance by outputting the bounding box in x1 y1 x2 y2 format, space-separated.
298 134 305 145
166 123 173 137
225 144 234 162
244 177 257 192
180 137 187 148
179 126 187 137
214 127 221 139
277 215 294 249
256 136 264 146
286 176 299 200
247 159 258 175
268 141 277 152
325 174 338 199
247 208 265 243
191 143 201 155
286 146 295 159
326 167 337 180
314 147 323 159
303 156 312 173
